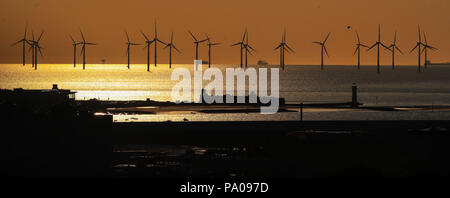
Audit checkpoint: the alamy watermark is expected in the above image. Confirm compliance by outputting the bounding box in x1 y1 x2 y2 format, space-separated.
171 60 280 114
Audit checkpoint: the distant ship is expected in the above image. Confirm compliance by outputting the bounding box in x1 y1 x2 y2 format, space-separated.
257 60 269 66
427 60 450 66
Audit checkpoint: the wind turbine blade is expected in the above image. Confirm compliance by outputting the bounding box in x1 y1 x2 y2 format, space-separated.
421 48 426 55
282 47 291 54
312 41 322 45
395 46 403 54
154 18 158 38
188 30 198 42
381 43 390 50
286 47 294 54
164 44 169 49
247 45 255 51
287 48 295 54
173 45 181 53
246 31 249 45
242 28 247 43
418 25 421 43
285 44 295 53
324 46 329 57
323 32 331 43
378 24 381 42
70 35 76 44
157 39 166 45
410 44 418 53
232 42 241 46
360 44 369 48
247 48 253 56
353 46 359 56
80 46 85 56
38 46 43 56
140 30 150 41
37 31 44 42
11 40 23 46
356 30 360 44
423 31 428 44
394 31 397 44
367 43 377 51
79 29 85 42
274 45 281 50
384 46 393 52
125 31 130 43
24 24 28 39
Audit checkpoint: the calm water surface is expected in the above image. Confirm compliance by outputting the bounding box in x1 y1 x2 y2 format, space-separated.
1 64 450 121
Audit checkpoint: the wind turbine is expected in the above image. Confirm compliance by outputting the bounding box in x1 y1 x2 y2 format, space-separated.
313 32 331 70
410 25 425 72
188 30 208 61
232 28 247 68
386 32 403 70
27 31 44 70
243 31 255 68
164 32 181 69
141 30 154 72
70 35 81 68
274 29 294 71
34 32 44 70
367 25 389 73
205 34 220 68
353 31 369 69
422 31 437 69
125 31 140 69
151 20 166 67
11 24 28 66
79 30 97 70
28 31 35 68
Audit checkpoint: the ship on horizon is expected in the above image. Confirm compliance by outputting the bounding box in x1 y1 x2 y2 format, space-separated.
427 60 450 66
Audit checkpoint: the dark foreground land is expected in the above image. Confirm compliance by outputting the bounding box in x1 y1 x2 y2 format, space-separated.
0 89 450 178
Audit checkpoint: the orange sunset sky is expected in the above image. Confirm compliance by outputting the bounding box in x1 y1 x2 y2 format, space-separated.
0 0 449 66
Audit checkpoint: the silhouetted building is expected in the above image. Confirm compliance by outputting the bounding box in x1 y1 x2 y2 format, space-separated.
0 84 76 111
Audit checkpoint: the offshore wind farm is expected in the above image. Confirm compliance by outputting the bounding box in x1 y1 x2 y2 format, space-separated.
3 19 450 121
12 23 441 72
